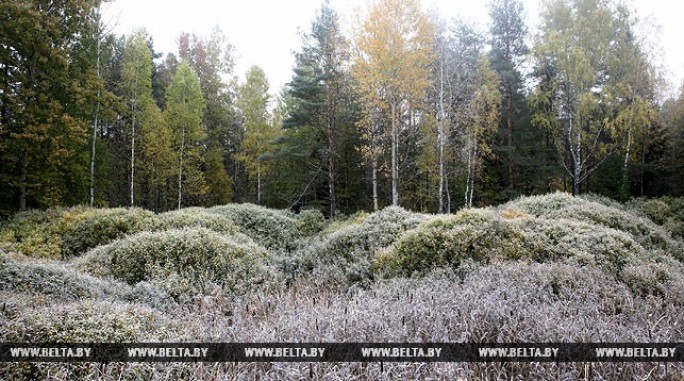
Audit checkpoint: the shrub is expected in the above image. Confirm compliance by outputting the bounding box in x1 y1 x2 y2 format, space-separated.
152 208 238 234
0 255 171 308
628 197 684 239
209 204 299 250
0 206 98 259
77 228 274 301
295 209 327 237
289 206 429 285
505 192 586 216
3 300 183 343
385 204 651 276
385 209 526 275
505 192 684 260
60 208 155 258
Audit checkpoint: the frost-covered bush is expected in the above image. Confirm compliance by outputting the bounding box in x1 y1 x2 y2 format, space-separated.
386 203 660 276
506 192 684 261
0 206 98 259
385 209 526 275
0 255 171 308
294 209 327 237
628 196 684 239
3 300 183 343
289 206 429 285
60 208 155 258
209 203 299 250
0 256 109 300
505 191 587 215
77 228 273 301
152 208 238 233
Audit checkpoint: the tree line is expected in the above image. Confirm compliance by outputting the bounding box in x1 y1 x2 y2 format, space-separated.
1 0 683 217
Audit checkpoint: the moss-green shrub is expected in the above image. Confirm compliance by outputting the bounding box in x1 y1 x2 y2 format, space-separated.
0 206 98 259
505 192 587 216
385 209 527 275
320 211 369 235
385 203 651 277
506 193 684 261
77 228 273 301
0 255 171 308
152 208 238 233
3 300 182 342
209 203 299 250
628 197 684 239
60 208 155 258
620 259 684 303
289 206 429 284
295 209 327 237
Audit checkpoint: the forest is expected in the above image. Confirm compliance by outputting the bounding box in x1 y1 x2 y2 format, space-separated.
2 0 683 218
3 1 684 379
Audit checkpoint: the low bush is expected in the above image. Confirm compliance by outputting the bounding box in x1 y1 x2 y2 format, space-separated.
152 208 238 233
385 204 653 277
288 206 429 285
628 196 684 239
3 300 183 343
60 208 155 258
0 206 98 259
295 209 327 237
0 255 171 308
209 204 299 251
77 228 274 301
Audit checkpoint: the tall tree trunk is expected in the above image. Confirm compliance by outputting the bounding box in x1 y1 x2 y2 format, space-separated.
130 100 136 206
438 54 446 213
372 155 379 211
90 99 99 207
465 143 471 208
391 102 399 206
19 150 28 211
89 2 101 207
257 161 261 204
506 85 515 190
621 130 632 198
327 92 337 217
573 119 582 196
178 128 185 210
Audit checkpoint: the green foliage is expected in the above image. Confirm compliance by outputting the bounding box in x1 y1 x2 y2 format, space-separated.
4 300 181 342
61 208 156 258
235 66 279 203
0 254 170 308
203 147 233 206
0 0 97 210
295 209 327 237
77 228 272 301
166 61 207 207
0 206 98 259
385 194 683 276
291 206 429 284
627 197 684 239
152 208 238 233
209 203 299 250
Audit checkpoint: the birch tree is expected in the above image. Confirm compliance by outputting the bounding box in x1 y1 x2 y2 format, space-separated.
165 62 206 210
463 56 501 208
235 66 278 204
121 30 154 206
352 0 435 207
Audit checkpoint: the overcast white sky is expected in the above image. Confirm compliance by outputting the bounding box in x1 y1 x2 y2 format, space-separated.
103 0 684 98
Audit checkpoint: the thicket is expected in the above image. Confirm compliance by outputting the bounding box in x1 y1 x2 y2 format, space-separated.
2 194 684 379
76 227 273 302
